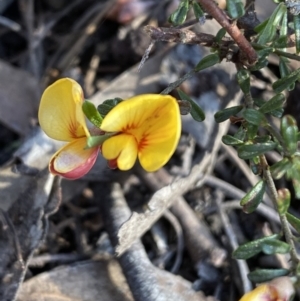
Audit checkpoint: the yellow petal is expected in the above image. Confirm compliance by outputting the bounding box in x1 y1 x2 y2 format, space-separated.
239 284 278 301
38 78 90 142
101 94 181 172
102 134 138 170
49 137 98 179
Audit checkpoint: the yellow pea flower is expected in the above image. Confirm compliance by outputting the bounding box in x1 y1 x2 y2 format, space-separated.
38 78 99 179
239 277 295 301
100 94 181 172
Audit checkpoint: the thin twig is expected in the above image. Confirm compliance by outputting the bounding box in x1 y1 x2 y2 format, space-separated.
0 16 21 32
19 0 40 77
144 25 232 47
260 155 300 267
163 210 184 274
215 190 252 294
197 0 257 64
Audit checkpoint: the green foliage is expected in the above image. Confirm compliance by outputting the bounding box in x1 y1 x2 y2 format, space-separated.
215 28 227 44
237 70 250 94
242 109 265 125
256 3 287 45
277 188 291 215
233 235 278 259
248 269 289 283
240 180 266 213
281 115 298 155
237 142 277 160
270 158 292 179
261 239 291 255
214 105 243 123
279 58 295 91
258 94 285 114
194 53 220 72
294 15 300 53
97 98 123 118
168 0 300 285
177 89 205 121
82 100 103 127
226 0 245 19
286 212 300 234
222 135 244 146
192 2 205 23
273 68 300 93
169 0 190 25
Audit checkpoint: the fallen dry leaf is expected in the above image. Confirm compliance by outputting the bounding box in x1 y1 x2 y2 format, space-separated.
0 59 40 136
17 259 133 301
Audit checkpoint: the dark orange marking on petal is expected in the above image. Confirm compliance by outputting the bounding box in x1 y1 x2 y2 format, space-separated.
138 135 149 151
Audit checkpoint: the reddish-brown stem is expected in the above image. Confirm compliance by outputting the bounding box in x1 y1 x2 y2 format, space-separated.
198 0 258 65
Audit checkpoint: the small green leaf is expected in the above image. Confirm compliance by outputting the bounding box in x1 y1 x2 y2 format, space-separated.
214 105 243 123
249 48 271 71
97 98 123 118
169 0 190 25
177 89 205 121
250 158 261 175
192 2 205 24
275 10 288 49
240 180 266 213
215 28 226 44
222 135 244 146
194 53 220 72
238 142 277 160
270 158 292 179
277 188 291 215
253 98 265 107
253 135 271 143
258 94 285 114
281 115 299 154
261 239 291 255
293 177 300 199
246 123 259 140
294 15 300 53
275 35 288 48
234 126 247 141
248 269 289 283
82 100 103 127
270 108 284 118
227 0 245 19
286 212 300 234
232 234 278 260
233 243 262 260
288 163 300 199
257 3 287 45
86 134 113 148
279 57 290 78
273 68 300 93
279 57 295 91
243 109 265 125
254 18 269 33
249 60 268 72
237 69 250 94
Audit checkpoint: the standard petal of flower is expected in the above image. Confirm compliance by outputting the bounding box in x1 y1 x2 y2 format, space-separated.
100 94 179 134
138 104 181 171
102 134 138 170
38 78 90 142
49 137 99 179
